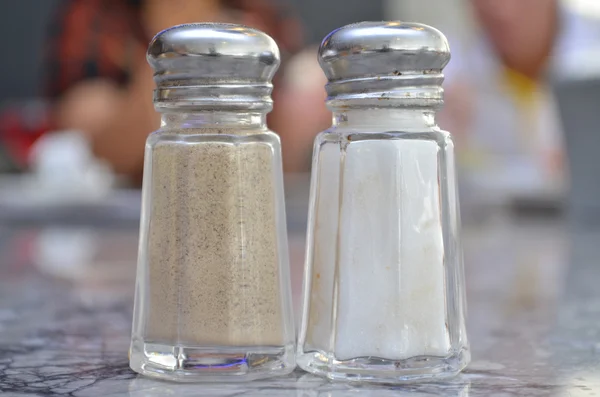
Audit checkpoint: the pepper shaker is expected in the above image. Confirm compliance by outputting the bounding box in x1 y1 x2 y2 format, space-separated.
130 23 295 382
297 22 469 383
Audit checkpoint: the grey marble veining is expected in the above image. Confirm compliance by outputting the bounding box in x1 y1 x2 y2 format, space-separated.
1 215 600 396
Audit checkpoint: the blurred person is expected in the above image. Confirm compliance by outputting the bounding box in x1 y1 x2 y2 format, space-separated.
43 0 323 181
271 46 330 172
440 0 600 202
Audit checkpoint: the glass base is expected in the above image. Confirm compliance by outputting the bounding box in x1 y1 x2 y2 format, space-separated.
296 348 470 384
130 339 295 382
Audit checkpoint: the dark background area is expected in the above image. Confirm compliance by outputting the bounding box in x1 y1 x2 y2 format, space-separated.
0 0 383 103
0 0 61 102
289 0 384 44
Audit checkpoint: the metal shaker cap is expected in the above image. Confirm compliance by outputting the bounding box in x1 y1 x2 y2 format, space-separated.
318 22 450 107
147 23 280 110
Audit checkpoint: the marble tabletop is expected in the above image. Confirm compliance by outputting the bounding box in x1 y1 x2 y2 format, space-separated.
1 212 599 396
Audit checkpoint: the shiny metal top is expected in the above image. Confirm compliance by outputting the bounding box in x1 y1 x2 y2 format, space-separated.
318 22 451 108
147 23 280 110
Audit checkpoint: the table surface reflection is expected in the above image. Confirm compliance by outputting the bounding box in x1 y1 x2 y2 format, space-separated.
1 208 599 396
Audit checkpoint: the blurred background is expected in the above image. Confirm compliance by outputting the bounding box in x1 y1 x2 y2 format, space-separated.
1 4 600 393
0 0 599 226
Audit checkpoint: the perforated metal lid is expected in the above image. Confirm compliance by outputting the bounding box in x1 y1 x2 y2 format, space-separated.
147 23 280 110
318 22 450 107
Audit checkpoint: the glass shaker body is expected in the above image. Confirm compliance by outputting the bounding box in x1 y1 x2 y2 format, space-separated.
297 22 469 383
129 24 295 382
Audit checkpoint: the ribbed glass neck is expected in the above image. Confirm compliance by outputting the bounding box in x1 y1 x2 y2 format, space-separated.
160 111 267 130
332 108 437 131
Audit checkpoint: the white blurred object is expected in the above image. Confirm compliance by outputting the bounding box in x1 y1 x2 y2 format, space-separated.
29 131 114 200
32 228 96 280
564 0 600 19
550 4 600 81
555 47 600 81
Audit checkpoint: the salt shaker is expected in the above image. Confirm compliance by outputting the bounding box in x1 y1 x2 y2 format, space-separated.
297 22 469 383
130 24 295 381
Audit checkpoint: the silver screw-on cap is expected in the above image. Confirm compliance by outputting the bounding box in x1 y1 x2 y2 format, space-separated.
318 22 450 107
147 23 280 110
